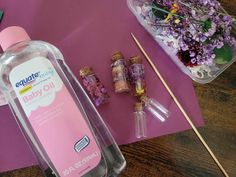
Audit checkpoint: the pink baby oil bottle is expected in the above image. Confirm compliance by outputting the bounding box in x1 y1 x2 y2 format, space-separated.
0 26 126 177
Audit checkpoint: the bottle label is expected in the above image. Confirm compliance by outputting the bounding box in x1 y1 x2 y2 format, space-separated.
9 57 101 177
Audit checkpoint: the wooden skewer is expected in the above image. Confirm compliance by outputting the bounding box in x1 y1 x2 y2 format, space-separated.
131 33 229 177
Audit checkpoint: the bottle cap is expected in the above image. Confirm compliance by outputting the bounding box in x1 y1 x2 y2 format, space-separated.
130 56 142 64
112 51 124 62
80 66 94 77
0 26 31 51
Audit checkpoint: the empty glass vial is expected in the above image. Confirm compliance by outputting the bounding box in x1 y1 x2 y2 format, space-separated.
141 95 170 122
111 52 130 93
134 102 147 139
80 66 109 107
129 56 146 96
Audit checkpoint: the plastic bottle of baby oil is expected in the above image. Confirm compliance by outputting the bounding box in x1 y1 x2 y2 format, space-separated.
0 26 126 177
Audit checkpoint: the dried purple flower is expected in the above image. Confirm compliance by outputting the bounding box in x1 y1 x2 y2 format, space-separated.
80 67 109 106
140 0 236 67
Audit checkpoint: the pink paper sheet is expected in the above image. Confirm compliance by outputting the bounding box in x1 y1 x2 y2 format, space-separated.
0 0 204 173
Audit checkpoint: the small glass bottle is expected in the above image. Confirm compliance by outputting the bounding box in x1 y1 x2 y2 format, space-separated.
111 51 130 93
129 56 146 96
134 102 147 139
141 95 170 122
80 66 109 106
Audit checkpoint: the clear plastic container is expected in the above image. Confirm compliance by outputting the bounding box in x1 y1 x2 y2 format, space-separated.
127 0 236 84
0 27 126 177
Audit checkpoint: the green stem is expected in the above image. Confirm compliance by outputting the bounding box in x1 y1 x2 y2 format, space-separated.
152 5 206 25
151 6 186 19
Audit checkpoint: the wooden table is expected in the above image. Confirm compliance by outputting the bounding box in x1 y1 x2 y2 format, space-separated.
1 0 236 176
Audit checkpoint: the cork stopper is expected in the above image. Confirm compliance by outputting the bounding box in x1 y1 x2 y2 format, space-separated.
135 102 143 112
130 56 142 64
140 95 149 103
80 66 94 78
112 51 124 62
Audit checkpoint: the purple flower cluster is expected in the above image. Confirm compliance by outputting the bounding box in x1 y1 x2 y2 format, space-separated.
129 64 145 83
152 0 236 67
82 74 109 106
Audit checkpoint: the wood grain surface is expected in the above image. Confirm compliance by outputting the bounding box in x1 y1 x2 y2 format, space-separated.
1 0 236 176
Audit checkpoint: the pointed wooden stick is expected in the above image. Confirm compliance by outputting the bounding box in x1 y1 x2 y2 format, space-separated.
131 33 229 177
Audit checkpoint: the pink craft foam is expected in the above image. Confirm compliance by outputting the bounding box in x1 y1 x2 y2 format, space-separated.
0 26 30 51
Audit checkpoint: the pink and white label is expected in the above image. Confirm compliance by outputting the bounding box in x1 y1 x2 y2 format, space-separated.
10 57 101 177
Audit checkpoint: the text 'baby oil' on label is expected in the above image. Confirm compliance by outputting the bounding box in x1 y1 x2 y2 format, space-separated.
10 57 63 117
9 57 102 177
